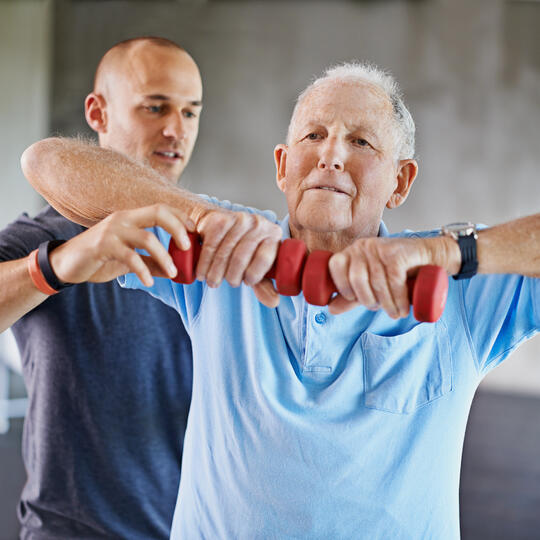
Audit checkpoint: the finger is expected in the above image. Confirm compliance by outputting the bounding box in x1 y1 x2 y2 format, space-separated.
328 295 361 315
195 213 235 284
328 252 355 302
205 219 259 287
365 258 400 319
348 257 379 310
116 204 193 251
252 279 280 308
114 243 154 287
119 227 177 278
140 255 172 278
387 266 410 319
230 237 279 287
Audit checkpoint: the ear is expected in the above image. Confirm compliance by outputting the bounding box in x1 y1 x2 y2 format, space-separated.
274 144 288 193
84 93 108 134
386 159 418 209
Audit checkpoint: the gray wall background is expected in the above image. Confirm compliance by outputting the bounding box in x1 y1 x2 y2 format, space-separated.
1 0 539 393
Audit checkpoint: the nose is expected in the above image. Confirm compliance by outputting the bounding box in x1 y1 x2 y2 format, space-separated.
317 140 344 172
162 111 186 141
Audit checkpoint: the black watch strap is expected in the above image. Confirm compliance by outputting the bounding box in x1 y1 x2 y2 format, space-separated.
37 240 74 291
454 234 478 280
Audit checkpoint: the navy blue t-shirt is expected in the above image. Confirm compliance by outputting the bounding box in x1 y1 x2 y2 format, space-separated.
0 206 192 539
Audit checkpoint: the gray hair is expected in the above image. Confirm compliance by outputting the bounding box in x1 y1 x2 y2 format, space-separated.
287 61 415 160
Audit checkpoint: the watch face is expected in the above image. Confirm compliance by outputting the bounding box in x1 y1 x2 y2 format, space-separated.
443 223 474 235
442 222 476 237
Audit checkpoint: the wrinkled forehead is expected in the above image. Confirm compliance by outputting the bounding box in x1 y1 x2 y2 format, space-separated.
290 79 395 135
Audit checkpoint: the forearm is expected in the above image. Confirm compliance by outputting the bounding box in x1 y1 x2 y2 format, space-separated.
424 213 540 278
21 137 214 227
0 259 48 332
477 213 540 277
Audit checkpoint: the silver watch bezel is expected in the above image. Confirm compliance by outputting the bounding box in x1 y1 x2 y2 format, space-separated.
440 222 478 241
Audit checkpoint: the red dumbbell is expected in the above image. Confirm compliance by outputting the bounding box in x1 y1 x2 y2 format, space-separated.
168 235 448 322
301 250 448 322
168 231 201 284
169 234 308 293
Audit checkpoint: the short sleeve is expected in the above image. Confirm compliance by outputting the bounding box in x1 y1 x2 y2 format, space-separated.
460 273 539 374
0 206 84 262
118 195 280 331
118 226 205 331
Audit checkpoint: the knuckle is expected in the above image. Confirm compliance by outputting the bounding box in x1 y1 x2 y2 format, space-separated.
370 278 386 293
141 230 154 247
125 249 138 264
209 211 230 232
270 223 282 239
388 272 403 287
93 229 110 250
212 251 229 267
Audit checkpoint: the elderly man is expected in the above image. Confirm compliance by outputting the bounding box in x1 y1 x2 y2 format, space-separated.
0 37 201 539
23 62 539 538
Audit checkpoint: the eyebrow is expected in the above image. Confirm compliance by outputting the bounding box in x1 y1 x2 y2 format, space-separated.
144 94 202 107
301 120 380 139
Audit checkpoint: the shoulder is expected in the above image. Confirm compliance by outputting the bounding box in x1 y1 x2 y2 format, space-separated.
0 206 85 261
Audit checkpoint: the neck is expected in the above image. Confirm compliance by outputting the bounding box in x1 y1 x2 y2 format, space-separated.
289 221 381 253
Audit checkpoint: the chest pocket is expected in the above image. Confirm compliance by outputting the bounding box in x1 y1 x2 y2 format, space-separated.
361 320 453 414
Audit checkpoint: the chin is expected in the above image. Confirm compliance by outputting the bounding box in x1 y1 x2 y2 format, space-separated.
154 164 182 183
298 213 350 233
296 201 351 232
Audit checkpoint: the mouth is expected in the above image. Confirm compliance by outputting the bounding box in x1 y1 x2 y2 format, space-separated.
308 185 348 195
153 150 183 162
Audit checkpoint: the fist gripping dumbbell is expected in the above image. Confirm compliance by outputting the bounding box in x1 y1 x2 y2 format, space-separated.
168 233 448 322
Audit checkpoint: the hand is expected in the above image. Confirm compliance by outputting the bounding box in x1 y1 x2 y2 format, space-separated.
328 236 455 318
194 209 283 307
49 204 195 287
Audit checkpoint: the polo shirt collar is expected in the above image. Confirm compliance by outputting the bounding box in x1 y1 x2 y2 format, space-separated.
281 215 389 241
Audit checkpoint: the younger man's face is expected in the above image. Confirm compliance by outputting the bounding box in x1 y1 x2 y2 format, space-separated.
95 44 202 183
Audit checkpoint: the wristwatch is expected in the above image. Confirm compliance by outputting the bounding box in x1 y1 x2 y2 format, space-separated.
440 222 478 280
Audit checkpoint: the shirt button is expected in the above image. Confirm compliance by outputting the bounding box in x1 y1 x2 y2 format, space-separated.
315 312 327 325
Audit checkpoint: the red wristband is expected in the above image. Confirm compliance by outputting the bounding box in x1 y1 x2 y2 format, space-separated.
27 249 58 295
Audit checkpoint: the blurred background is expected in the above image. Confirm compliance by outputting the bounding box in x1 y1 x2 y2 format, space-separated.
0 0 539 538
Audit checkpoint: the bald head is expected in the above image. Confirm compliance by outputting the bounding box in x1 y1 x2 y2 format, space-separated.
85 36 202 183
94 37 194 101
95 38 183 87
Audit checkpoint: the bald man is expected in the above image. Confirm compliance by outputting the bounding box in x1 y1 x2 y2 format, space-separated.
0 37 201 539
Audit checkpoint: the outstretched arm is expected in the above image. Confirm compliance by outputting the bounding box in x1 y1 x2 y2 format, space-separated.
21 137 210 227
21 137 283 306
328 213 540 317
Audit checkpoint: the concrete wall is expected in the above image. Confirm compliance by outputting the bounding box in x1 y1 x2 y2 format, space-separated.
2 0 539 393
0 0 51 229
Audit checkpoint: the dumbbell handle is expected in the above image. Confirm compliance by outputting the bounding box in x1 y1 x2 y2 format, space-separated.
168 233 448 322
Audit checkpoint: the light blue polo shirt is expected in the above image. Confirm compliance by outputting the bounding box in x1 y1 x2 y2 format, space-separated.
120 200 539 539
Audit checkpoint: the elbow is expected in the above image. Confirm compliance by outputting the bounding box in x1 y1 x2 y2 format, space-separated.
20 142 38 184
21 137 62 190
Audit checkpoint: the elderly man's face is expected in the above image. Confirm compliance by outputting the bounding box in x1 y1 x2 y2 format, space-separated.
275 79 415 240
88 45 202 183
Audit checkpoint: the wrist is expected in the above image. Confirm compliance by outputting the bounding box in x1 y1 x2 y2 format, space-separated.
424 236 461 275
440 222 479 279
46 241 75 289
27 240 74 295
187 200 217 231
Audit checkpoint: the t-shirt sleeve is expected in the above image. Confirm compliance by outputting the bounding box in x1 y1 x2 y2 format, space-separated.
0 206 84 262
118 195 279 331
460 273 539 375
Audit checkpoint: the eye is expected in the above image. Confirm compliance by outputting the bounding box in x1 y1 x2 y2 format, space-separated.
146 105 164 114
183 110 197 119
305 132 322 141
353 138 370 147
